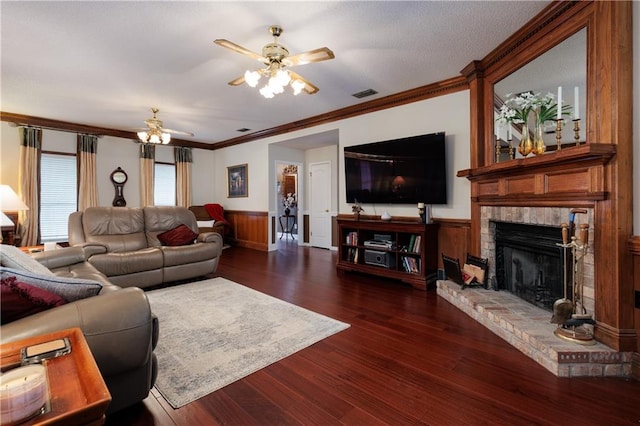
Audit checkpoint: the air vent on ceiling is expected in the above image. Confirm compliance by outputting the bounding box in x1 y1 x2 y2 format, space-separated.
352 89 378 99
236 128 251 133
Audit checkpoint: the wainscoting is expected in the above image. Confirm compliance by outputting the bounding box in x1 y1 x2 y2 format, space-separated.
630 235 640 379
434 218 471 270
225 210 268 251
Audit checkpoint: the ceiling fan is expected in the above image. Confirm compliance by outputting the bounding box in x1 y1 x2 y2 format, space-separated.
214 25 334 98
136 108 194 144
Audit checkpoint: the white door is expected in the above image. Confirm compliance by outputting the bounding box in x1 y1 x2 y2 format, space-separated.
309 161 332 249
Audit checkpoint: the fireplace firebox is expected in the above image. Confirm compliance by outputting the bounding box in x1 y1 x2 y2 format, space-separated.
494 222 568 311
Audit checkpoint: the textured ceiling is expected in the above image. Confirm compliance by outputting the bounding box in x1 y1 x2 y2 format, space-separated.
1 1 549 145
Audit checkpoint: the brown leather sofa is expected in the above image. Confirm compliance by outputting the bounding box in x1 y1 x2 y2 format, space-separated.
68 206 223 289
0 246 158 414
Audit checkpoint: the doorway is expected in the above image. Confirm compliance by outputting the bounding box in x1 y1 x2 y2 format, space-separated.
276 163 299 241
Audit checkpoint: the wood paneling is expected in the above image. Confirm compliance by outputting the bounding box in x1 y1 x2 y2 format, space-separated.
225 210 268 251
463 1 635 351
434 218 471 270
629 236 640 378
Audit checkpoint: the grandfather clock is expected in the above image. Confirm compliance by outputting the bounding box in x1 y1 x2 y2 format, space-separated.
110 167 128 207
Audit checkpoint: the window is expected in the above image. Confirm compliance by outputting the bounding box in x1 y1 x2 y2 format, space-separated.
40 153 77 242
154 162 175 206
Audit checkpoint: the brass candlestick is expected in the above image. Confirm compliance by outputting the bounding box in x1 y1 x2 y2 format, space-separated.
555 119 563 151
508 136 514 160
573 119 581 145
495 135 501 163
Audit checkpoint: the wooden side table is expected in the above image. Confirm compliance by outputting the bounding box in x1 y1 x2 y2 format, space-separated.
0 328 111 425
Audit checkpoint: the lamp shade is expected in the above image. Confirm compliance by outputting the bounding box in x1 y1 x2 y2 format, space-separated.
0 185 29 212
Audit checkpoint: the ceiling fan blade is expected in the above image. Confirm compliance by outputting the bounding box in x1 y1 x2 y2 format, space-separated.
214 39 267 63
282 47 335 67
162 128 195 137
228 75 246 86
288 71 319 95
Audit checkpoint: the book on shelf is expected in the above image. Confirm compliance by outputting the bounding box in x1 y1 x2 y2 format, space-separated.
413 235 421 253
346 231 358 246
400 256 420 273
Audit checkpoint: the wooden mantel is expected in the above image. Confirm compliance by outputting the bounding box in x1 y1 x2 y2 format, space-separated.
461 1 634 352
457 144 616 205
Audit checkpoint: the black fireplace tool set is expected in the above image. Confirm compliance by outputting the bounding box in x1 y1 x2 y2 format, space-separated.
551 208 595 345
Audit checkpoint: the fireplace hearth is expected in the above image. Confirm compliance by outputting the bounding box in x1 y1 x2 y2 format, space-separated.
494 222 567 311
434 206 634 377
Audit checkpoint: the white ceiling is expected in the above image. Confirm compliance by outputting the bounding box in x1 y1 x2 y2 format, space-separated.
1 1 550 146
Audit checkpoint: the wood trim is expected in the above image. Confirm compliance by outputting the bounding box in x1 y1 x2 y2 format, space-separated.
464 1 634 351
0 112 214 150
1 75 467 151
433 218 471 270
210 76 468 150
629 236 640 373
225 210 269 251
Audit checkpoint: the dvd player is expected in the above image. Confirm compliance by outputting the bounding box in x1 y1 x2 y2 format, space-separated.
364 239 396 249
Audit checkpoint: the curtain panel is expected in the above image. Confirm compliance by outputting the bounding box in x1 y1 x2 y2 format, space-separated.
174 147 192 207
139 144 155 207
18 127 42 246
77 135 99 211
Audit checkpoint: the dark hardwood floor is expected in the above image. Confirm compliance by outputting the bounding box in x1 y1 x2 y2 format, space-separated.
106 241 640 425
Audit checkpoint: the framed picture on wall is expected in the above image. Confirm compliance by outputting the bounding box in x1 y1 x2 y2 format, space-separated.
227 164 248 198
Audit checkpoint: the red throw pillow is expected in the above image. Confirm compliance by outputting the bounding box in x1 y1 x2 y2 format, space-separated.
157 224 198 246
1 276 67 324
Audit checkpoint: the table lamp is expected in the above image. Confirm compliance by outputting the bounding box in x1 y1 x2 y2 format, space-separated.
1 184 29 244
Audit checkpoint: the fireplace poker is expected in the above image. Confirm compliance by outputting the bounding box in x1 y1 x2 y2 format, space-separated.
573 223 590 318
551 222 573 325
568 208 587 240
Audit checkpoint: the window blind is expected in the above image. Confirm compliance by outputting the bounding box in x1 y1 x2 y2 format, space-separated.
40 153 77 242
154 163 176 206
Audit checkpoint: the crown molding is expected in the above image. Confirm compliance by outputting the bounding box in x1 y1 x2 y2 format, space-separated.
1 75 467 151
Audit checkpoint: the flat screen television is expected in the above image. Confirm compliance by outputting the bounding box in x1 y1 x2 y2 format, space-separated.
344 132 447 205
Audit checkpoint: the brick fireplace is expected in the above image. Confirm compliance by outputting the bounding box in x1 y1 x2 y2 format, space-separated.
437 206 632 377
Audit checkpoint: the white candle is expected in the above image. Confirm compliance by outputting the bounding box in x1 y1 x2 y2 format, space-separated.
0 365 48 424
557 86 562 119
574 86 579 120
507 125 512 141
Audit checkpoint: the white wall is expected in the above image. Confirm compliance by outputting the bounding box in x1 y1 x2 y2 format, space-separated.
0 122 217 208
338 90 470 220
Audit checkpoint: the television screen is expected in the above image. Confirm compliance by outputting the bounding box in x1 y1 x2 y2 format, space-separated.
344 132 447 205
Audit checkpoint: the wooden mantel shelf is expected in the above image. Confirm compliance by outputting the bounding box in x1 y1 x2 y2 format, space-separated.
457 143 616 180
456 144 616 205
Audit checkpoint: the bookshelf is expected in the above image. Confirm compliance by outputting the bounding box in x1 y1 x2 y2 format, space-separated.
336 215 438 290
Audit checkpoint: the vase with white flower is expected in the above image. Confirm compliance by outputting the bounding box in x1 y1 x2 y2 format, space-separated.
283 193 296 216
497 91 572 157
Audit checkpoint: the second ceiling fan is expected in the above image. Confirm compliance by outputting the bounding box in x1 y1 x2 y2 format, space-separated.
214 25 334 98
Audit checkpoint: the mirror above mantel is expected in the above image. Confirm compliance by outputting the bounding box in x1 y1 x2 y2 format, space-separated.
493 28 586 160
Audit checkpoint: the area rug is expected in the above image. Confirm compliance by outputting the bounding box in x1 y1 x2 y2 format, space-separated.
146 277 350 408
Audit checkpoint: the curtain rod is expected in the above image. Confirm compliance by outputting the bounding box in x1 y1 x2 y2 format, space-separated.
9 122 104 138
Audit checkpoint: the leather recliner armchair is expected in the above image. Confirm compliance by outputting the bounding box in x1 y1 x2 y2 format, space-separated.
0 246 158 414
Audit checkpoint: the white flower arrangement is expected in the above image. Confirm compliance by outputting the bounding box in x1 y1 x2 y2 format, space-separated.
496 91 571 126
283 193 297 209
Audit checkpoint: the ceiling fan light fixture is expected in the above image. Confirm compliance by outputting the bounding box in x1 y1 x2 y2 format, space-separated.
216 25 333 99
138 128 171 144
291 79 305 95
259 85 275 98
244 70 261 87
